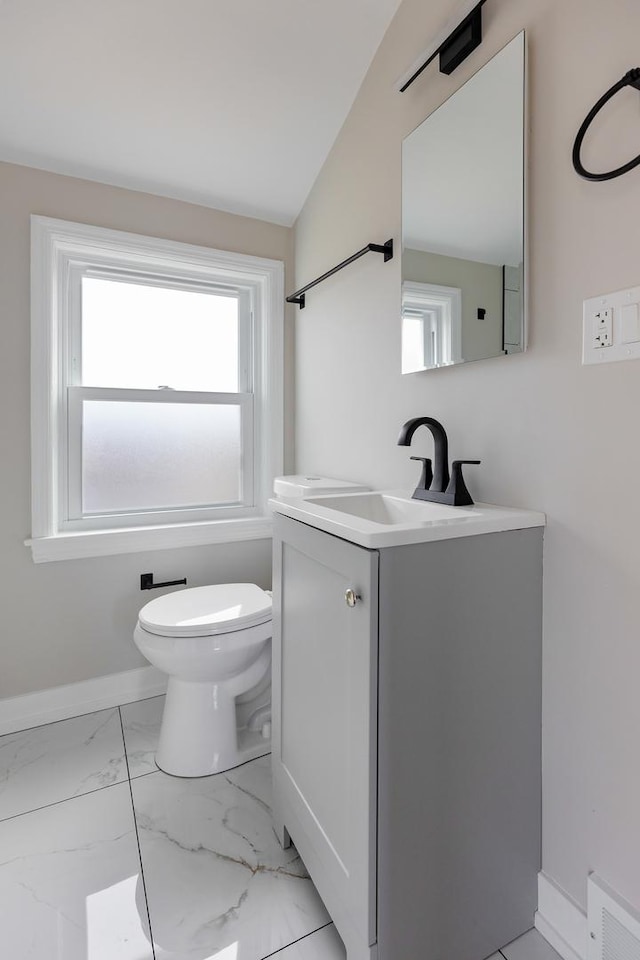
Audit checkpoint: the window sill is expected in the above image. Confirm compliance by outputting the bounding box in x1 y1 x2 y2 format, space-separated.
26 516 273 563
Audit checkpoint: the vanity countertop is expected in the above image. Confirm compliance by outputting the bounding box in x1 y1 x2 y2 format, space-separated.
269 490 545 549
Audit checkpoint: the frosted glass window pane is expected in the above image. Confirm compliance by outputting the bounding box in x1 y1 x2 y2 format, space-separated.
81 278 239 391
82 401 242 513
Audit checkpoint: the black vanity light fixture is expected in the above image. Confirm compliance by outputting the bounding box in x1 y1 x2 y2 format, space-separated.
397 0 486 93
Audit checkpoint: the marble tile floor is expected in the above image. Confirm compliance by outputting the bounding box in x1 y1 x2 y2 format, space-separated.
0 696 563 960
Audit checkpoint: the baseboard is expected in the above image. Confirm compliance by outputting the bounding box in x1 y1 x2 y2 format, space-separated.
0 665 167 736
536 872 588 960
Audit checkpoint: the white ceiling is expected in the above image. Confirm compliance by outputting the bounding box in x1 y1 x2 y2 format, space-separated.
0 0 401 225
402 32 524 266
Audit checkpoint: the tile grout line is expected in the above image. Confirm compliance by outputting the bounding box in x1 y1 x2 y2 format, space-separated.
112 718 320 960
129 767 160 782
118 705 158 960
0 775 129 825
258 920 335 959
0 696 164 741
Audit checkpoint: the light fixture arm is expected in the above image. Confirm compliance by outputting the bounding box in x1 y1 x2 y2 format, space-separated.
397 0 486 93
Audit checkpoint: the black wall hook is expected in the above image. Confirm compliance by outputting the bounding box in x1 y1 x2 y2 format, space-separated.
573 68 640 181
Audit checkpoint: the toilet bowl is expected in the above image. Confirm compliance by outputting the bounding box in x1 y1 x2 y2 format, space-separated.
134 583 272 777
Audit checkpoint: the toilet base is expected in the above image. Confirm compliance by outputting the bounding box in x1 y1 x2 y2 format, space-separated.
156 730 270 778
156 671 271 778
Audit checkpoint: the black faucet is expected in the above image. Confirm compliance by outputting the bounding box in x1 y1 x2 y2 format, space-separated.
397 417 480 506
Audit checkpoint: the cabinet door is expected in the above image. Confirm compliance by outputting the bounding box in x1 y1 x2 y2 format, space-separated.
272 515 378 959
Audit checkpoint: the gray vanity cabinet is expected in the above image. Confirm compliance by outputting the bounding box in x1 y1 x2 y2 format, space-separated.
272 514 378 957
272 513 543 960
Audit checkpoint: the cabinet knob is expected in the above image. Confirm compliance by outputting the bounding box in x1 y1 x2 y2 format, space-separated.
345 588 361 607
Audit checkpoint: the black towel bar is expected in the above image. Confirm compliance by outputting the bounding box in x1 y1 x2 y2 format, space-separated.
286 239 393 309
140 573 187 591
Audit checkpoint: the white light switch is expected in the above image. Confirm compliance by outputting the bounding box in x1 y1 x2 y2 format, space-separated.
620 303 640 343
583 285 640 365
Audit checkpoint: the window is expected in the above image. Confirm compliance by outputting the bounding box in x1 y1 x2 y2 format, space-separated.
28 217 284 561
401 281 462 372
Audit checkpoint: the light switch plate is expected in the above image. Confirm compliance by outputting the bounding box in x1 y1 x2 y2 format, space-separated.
583 285 640 365
620 302 640 344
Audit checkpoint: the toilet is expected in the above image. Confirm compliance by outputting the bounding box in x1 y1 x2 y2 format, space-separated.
133 582 272 778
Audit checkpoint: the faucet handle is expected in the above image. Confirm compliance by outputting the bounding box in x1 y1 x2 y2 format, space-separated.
410 456 433 491
445 460 481 506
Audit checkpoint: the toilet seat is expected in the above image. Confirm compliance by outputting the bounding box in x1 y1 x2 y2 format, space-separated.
139 583 272 638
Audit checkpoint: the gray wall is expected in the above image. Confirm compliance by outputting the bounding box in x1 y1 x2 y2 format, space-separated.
0 160 294 698
403 247 503 360
293 0 640 918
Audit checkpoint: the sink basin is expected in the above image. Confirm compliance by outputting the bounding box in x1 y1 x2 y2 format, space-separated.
306 493 463 525
269 489 545 549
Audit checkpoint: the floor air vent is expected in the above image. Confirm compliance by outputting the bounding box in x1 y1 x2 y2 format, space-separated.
588 874 640 960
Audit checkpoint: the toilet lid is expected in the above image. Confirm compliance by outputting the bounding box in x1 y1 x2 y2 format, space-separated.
139 583 272 638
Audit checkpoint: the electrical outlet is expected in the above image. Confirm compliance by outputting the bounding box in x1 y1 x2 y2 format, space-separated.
593 307 613 348
582 287 640 364
583 286 640 365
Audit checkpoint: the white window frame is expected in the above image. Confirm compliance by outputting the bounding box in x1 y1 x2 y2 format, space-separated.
401 280 462 372
27 216 284 562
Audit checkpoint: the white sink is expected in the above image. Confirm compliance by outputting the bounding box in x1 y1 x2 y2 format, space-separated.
269 489 545 548
306 492 464 525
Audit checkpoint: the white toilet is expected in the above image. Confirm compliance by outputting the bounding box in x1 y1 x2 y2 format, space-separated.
134 582 272 777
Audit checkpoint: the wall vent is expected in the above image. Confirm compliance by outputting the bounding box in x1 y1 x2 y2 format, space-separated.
588 874 640 960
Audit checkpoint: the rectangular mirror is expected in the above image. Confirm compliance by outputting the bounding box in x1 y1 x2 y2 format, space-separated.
402 31 525 373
